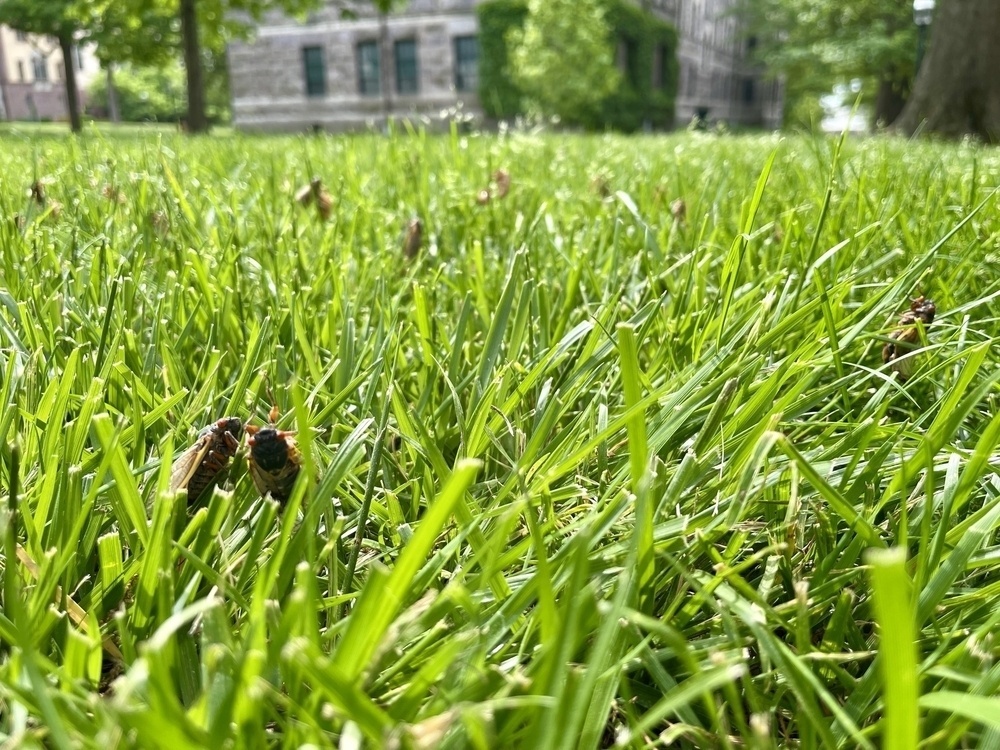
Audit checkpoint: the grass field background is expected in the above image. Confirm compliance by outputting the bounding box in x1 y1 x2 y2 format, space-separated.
1 127 1000 747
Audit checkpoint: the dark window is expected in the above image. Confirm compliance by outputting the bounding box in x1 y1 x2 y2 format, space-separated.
32 54 47 82
617 37 639 87
651 44 670 90
74 46 84 71
303 46 326 96
742 77 755 104
394 39 418 94
454 35 478 92
747 35 758 53
15 30 26 41
358 40 380 96
17 60 25 82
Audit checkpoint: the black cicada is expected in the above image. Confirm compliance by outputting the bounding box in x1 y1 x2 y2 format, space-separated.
882 296 936 382
246 406 302 505
169 417 243 503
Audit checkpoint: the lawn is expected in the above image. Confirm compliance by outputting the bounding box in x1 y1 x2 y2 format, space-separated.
1 127 999 748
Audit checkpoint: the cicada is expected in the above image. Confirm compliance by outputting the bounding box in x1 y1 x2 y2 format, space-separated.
403 218 422 260
295 176 333 221
169 417 243 503
30 179 46 206
246 406 302 504
671 198 687 223
492 169 511 199
882 296 936 382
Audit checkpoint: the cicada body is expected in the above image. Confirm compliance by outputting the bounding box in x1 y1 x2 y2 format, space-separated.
492 169 511 199
246 407 302 504
882 296 936 382
295 176 333 221
169 417 243 503
403 218 422 260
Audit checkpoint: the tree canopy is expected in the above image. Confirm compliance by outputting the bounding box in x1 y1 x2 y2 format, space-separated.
0 0 320 133
739 0 916 127
0 0 86 130
506 0 620 126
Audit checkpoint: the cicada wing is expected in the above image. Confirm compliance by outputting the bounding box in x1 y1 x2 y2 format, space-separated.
169 436 210 493
890 352 916 382
248 461 274 499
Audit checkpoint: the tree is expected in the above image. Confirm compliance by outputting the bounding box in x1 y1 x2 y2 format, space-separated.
506 0 620 126
371 0 410 124
0 0 177 132
78 1 177 125
893 0 1000 141
739 0 916 127
0 0 84 131
87 61 186 122
106 0 320 133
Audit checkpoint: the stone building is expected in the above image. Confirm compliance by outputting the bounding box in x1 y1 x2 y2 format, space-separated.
650 0 783 127
228 0 782 132
0 26 100 123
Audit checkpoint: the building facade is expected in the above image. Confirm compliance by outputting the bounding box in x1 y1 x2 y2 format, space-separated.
0 26 100 123
228 0 782 132
652 0 782 128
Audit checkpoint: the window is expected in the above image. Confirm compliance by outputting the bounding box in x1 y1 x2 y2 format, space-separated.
17 60 25 82
302 46 326 96
652 44 668 90
394 39 418 95
453 35 478 92
31 54 47 82
357 40 380 96
74 46 84 71
15 30 27 42
742 78 755 104
617 37 638 87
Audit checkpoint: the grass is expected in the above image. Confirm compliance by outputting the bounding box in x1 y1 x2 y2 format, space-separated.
1 124 999 748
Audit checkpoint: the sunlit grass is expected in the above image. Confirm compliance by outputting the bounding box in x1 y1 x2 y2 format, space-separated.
1 126 999 748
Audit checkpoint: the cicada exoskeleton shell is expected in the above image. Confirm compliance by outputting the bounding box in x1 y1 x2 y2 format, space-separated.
403 218 422 260
882 296 936 383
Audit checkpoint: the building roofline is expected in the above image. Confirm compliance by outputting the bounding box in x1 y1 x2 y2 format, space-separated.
245 11 478 39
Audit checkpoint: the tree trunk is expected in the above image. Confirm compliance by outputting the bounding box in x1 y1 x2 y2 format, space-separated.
893 0 1000 141
106 64 120 123
379 11 392 126
873 77 907 129
58 33 82 133
180 0 208 133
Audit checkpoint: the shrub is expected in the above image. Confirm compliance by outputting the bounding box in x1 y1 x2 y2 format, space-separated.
477 0 678 131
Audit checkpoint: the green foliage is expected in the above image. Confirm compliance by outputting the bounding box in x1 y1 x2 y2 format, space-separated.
87 63 186 123
739 0 916 119
0 0 174 65
0 0 76 36
85 53 230 124
370 0 408 13
104 0 321 53
0 128 1000 746
478 0 676 131
506 0 620 125
76 2 177 67
477 0 528 119
593 0 676 131
786 92 827 132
